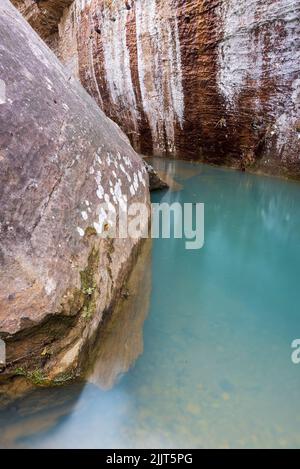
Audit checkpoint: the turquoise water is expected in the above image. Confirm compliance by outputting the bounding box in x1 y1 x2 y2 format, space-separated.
1 160 300 448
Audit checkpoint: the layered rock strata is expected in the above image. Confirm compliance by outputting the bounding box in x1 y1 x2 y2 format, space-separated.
13 0 300 178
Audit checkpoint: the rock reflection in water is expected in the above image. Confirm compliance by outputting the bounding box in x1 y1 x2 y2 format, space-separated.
146 156 203 189
87 239 152 390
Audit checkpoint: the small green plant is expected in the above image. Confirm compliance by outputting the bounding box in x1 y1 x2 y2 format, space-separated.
79 247 99 321
82 286 95 296
82 305 93 320
52 371 74 386
15 367 26 377
29 369 45 386
14 367 46 386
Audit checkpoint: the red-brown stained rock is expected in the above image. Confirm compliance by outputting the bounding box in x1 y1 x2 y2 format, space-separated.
126 5 153 154
13 0 300 178
174 0 228 162
11 0 74 49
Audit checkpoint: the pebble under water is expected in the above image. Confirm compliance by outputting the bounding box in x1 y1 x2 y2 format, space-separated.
1 159 300 449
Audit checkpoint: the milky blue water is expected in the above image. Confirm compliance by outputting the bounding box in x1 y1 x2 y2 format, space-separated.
1 160 300 448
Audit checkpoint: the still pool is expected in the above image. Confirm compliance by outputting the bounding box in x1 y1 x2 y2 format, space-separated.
1 159 300 448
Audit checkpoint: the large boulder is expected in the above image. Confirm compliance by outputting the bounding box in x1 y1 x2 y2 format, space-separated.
14 0 300 178
0 0 149 398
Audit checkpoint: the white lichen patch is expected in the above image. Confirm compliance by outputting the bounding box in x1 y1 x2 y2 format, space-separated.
45 277 56 295
89 145 144 240
106 152 113 166
133 173 139 192
119 160 132 182
123 156 132 167
77 227 85 237
45 76 54 93
113 179 127 212
291 78 300 110
138 170 146 187
97 185 104 200
93 222 102 234
95 170 102 183
93 205 113 235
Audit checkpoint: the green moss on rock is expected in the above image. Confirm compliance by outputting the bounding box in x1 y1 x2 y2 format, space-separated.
79 247 99 321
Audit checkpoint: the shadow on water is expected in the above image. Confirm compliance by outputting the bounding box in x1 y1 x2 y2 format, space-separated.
0 383 85 448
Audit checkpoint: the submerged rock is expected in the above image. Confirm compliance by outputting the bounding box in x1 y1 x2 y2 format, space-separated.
0 0 149 399
143 161 168 192
14 0 300 178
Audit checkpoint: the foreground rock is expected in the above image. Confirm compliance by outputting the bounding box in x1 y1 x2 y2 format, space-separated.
0 0 149 400
14 0 300 179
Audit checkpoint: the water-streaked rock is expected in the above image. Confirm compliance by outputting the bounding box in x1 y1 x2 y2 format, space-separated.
14 0 300 178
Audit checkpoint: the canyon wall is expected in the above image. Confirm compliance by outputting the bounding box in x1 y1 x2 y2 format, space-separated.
0 0 149 400
13 0 300 178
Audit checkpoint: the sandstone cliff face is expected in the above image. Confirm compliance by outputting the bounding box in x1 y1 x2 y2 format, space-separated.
14 0 300 178
0 0 149 398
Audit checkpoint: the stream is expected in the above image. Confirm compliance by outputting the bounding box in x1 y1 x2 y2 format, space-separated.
1 159 300 448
